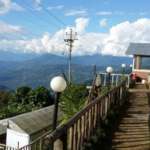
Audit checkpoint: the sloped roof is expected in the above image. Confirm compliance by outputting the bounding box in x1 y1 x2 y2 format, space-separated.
0 105 62 135
0 118 9 135
126 43 150 56
0 124 7 135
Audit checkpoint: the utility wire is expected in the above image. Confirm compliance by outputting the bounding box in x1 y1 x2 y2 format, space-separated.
22 1 62 30
39 4 66 27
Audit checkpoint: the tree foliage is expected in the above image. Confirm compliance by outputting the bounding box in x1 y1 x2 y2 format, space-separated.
0 86 54 119
60 84 88 123
29 86 53 107
15 86 32 104
0 91 12 107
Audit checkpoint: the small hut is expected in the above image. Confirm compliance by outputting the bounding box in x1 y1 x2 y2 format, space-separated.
0 105 62 148
126 43 150 81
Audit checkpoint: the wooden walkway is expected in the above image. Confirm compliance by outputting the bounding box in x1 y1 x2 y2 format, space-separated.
112 84 150 150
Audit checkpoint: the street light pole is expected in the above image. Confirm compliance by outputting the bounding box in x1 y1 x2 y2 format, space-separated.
108 73 111 87
52 92 60 130
50 76 67 130
130 64 133 73
121 64 126 75
95 74 101 97
106 66 113 89
93 64 97 77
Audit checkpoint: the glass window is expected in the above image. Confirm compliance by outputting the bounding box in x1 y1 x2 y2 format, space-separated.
141 57 150 69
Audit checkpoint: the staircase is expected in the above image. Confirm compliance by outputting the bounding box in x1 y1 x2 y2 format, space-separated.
112 84 150 150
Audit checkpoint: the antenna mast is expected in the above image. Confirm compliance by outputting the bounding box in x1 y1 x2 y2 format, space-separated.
64 28 78 84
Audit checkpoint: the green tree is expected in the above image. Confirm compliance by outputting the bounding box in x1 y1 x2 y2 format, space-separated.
30 86 53 107
0 91 12 107
15 86 32 104
0 86 54 120
60 84 88 123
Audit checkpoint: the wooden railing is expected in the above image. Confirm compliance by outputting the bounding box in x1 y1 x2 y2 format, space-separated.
19 80 127 150
0 144 18 150
86 74 99 103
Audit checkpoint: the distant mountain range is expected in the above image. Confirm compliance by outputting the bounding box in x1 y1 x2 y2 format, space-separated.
0 85 10 91
0 52 132 89
0 51 39 62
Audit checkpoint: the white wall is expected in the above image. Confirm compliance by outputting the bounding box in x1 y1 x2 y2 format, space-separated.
6 128 30 148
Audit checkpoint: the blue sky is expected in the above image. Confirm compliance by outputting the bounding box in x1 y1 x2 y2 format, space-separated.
0 0 150 56
1 0 150 34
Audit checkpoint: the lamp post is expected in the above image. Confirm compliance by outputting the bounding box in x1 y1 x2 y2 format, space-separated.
50 76 67 130
130 64 133 72
95 74 101 88
94 74 101 97
106 66 113 88
121 63 126 75
93 64 97 77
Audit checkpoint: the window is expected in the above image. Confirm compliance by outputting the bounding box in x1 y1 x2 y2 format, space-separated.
141 57 150 69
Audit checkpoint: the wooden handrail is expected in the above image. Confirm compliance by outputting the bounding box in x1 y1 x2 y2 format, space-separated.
0 144 18 150
86 74 97 103
19 80 127 150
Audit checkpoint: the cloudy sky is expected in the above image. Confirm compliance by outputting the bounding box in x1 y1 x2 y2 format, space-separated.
0 0 150 56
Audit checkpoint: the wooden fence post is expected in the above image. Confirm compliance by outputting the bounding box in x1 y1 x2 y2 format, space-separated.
54 133 67 150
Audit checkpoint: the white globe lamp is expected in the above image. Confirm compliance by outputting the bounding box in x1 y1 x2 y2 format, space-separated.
121 64 126 68
50 76 67 93
130 64 133 68
142 79 146 84
106 66 113 88
106 66 113 74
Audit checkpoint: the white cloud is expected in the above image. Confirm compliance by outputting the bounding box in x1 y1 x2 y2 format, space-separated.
114 11 125 16
96 11 149 17
75 18 89 33
102 18 150 55
33 0 44 11
139 12 148 16
1 18 150 56
96 11 112 16
34 0 41 5
65 9 88 17
99 18 108 27
47 5 64 11
0 21 23 34
0 0 23 14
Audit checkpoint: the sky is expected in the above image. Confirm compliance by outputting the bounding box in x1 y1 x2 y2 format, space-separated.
0 0 150 56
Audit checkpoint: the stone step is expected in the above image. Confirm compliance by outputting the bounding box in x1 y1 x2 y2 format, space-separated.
112 84 150 150
112 137 150 143
118 126 149 130
113 134 150 139
112 145 150 150
128 89 150 93
112 140 150 148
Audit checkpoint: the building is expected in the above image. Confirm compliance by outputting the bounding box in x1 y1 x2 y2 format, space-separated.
0 105 62 148
126 43 150 81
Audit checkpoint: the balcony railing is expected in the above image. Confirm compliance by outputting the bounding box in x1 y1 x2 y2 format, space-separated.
19 80 127 150
98 72 131 87
0 144 18 150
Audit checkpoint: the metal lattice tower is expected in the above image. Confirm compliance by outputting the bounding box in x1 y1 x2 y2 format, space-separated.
64 28 78 83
